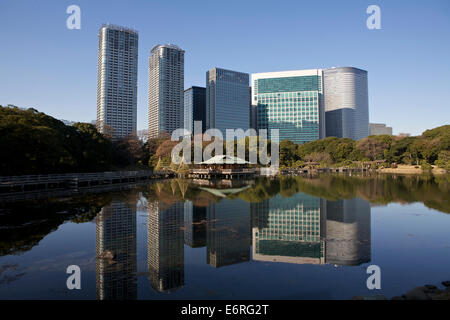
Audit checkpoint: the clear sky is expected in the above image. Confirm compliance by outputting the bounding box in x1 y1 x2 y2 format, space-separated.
1 0 449 135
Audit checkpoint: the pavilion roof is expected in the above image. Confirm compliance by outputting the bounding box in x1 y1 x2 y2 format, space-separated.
199 155 249 165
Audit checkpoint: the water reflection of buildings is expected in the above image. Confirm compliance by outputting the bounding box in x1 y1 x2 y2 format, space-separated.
147 201 184 292
251 194 371 266
252 194 327 264
325 198 371 265
207 199 251 267
184 201 206 248
96 200 137 300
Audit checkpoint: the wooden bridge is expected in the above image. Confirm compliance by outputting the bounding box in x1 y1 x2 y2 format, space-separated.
0 170 175 194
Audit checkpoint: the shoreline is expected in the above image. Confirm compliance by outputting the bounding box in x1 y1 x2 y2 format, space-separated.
279 164 448 176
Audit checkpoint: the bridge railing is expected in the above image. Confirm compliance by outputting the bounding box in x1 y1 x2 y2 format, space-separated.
0 170 156 185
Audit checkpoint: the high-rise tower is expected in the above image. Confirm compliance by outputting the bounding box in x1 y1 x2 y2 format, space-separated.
324 67 369 140
96 24 138 140
148 44 185 138
206 68 250 137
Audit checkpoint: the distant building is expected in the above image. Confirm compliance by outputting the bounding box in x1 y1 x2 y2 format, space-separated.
148 44 185 139
96 24 138 140
251 69 325 144
137 129 148 143
206 67 250 137
60 119 76 126
184 86 206 133
369 123 393 136
249 104 258 130
324 67 369 140
398 133 411 137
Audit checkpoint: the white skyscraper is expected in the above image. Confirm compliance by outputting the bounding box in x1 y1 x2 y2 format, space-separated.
324 67 369 140
96 24 138 140
148 44 185 138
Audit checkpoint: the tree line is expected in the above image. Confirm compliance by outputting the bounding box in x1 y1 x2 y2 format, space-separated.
1 105 449 175
0 106 148 175
279 126 450 170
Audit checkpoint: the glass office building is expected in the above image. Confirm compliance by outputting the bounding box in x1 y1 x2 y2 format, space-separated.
251 70 325 144
206 68 250 137
96 24 138 140
184 86 206 133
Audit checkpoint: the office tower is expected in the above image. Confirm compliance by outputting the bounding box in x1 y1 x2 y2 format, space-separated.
147 201 184 292
251 69 325 144
148 44 185 138
325 198 371 266
324 67 369 140
251 193 327 264
184 86 206 133
96 199 137 300
206 68 250 136
184 201 207 248
96 24 138 140
369 123 393 136
207 199 251 267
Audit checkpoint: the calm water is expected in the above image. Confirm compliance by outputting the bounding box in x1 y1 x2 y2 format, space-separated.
0 174 449 300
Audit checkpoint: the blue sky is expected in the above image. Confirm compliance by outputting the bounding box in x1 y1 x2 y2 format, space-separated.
1 0 449 135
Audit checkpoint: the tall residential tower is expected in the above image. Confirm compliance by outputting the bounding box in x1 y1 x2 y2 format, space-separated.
96 24 138 140
148 44 185 138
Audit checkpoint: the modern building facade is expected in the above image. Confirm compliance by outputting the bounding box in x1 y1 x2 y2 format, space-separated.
206 68 250 137
369 123 393 136
324 67 369 140
148 44 185 138
184 86 206 133
251 69 326 144
96 24 138 140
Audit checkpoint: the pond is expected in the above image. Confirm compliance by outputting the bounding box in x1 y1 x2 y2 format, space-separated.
0 174 449 299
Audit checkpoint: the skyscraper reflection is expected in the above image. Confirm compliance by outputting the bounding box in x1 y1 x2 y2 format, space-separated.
252 193 327 264
207 199 251 268
184 200 207 248
147 201 184 292
96 199 137 300
325 198 371 265
251 193 371 266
